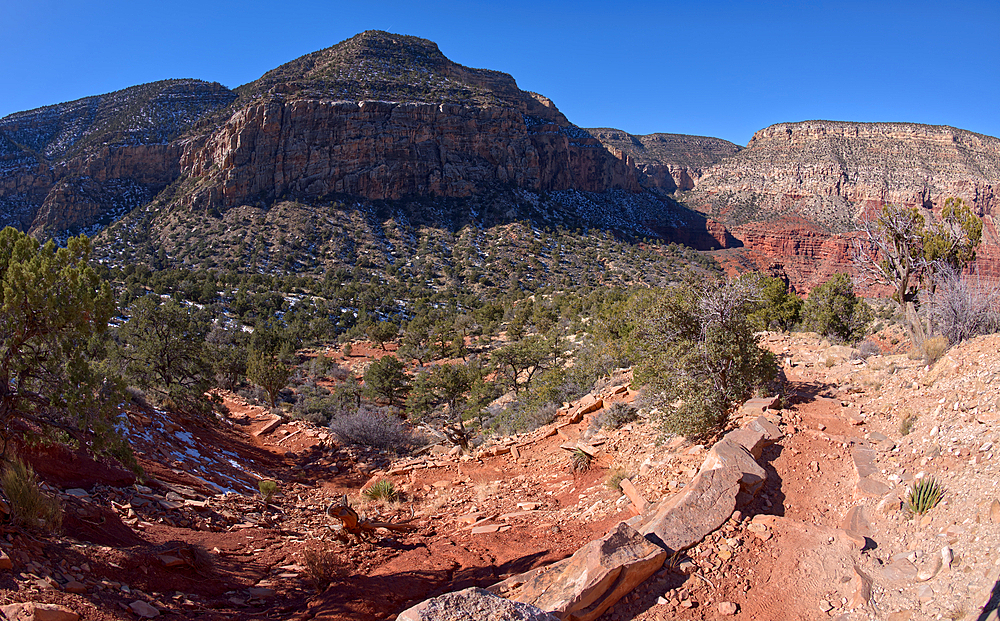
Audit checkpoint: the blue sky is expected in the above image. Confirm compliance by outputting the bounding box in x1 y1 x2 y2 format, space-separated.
2 0 997 145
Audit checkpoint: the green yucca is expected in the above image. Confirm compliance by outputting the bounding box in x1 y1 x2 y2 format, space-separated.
362 479 398 502
907 477 945 515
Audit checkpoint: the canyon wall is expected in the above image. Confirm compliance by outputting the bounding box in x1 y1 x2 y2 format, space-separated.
682 121 1000 289
587 129 741 192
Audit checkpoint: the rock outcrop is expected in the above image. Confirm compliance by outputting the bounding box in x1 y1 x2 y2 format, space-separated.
680 121 1000 289
587 129 741 192
179 98 640 210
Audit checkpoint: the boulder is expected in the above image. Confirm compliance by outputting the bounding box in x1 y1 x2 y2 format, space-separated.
508 523 666 621
634 466 741 552
398 587 558 621
698 440 767 497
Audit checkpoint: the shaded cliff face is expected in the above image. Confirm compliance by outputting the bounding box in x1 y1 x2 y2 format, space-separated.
0 79 236 238
587 129 741 192
681 121 1000 289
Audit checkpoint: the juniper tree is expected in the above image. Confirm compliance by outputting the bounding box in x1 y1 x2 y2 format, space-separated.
0 228 119 452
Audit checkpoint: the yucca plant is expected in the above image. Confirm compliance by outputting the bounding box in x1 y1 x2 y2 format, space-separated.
570 448 592 473
907 477 945 515
362 479 398 502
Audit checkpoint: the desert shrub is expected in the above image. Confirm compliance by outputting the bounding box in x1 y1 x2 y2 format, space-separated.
328 406 417 452
927 266 1000 345
302 543 347 593
594 402 638 430
488 400 558 436
748 275 802 331
855 340 881 360
799 274 872 343
292 385 339 425
907 477 944 515
920 335 949 364
631 277 778 438
362 479 398 502
258 480 278 503
1 458 62 531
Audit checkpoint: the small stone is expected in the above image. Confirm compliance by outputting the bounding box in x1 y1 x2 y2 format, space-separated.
941 546 953 569
718 601 738 615
0 552 11 571
64 580 88 594
819 600 833 612
248 587 277 598
915 584 934 602
717 549 732 561
129 600 160 618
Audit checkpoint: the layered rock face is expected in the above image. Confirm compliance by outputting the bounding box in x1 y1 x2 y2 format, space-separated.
178 31 639 209
0 79 235 237
681 121 1000 288
587 129 741 192
179 98 639 209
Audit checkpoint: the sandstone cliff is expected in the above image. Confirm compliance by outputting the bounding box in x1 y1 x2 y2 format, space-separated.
586 128 741 192
680 121 1000 289
176 31 640 210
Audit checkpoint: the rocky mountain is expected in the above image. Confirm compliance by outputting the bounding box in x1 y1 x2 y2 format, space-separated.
678 121 1000 290
3 32 1000 293
0 79 235 238
586 128 741 192
2 31 735 273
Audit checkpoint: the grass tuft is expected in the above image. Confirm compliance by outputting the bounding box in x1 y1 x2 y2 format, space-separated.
605 468 630 495
1 458 62 531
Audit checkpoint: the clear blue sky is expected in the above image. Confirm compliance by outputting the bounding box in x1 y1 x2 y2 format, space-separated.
3 0 998 146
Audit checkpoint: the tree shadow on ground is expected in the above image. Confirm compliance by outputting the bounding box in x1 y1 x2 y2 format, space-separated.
307 549 553 621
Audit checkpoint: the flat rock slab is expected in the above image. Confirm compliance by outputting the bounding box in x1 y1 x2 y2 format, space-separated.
851 447 879 479
399 587 559 621
509 522 666 621
636 466 741 552
0 603 80 621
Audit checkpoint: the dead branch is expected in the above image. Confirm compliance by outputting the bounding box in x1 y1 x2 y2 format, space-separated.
326 497 418 539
